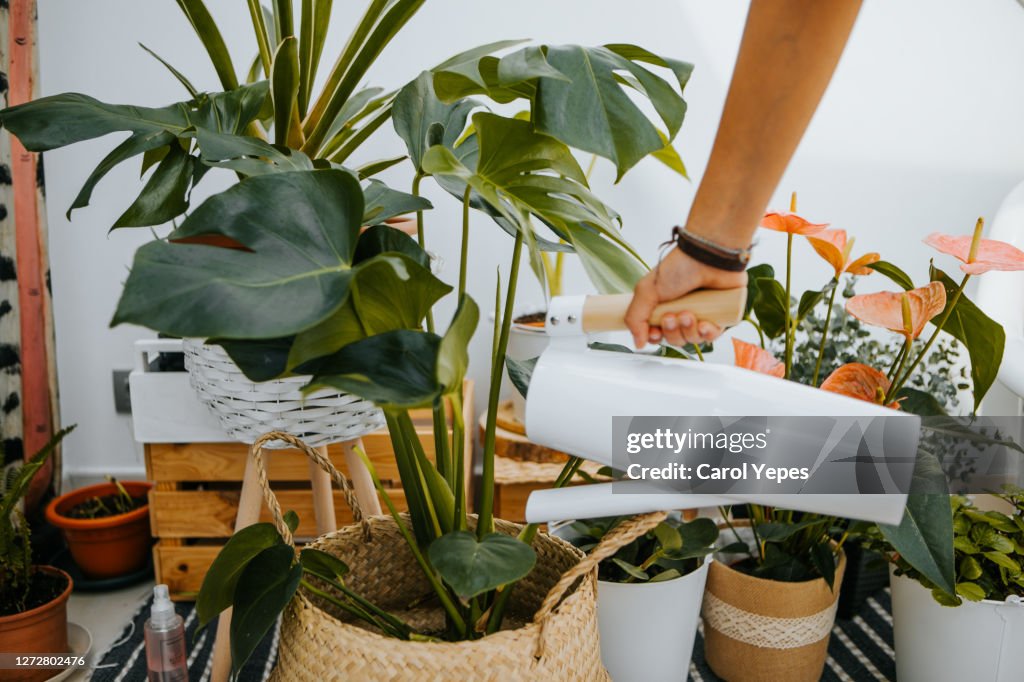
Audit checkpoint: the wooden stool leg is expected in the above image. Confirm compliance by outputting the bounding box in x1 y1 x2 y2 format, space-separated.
310 445 337 534
210 455 263 682
341 438 382 515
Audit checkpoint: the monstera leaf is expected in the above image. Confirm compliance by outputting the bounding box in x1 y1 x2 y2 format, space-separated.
433 44 691 178
0 83 269 220
112 169 366 339
393 70 478 173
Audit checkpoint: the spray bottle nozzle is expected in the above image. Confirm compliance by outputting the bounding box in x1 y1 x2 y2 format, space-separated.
150 584 177 629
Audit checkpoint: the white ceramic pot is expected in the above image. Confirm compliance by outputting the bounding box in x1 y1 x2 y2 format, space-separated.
890 570 1024 682
597 558 710 682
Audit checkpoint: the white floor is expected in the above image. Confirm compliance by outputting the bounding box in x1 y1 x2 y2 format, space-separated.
65 581 154 681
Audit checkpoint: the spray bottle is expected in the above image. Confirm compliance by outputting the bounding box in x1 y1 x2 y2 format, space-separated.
144 584 189 681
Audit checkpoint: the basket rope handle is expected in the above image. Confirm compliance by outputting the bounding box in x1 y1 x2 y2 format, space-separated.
251 431 371 545
532 511 668 658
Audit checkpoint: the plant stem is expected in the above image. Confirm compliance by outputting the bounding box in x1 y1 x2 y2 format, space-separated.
811 282 838 386
784 233 793 379
411 173 434 333
889 273 970 400
450 391 467 530
478 230 524 539
459 186 471 298
884 337 913 403
887 342 908 380
745 316 766 349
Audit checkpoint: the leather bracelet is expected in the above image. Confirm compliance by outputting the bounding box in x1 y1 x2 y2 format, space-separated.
671 225 753 272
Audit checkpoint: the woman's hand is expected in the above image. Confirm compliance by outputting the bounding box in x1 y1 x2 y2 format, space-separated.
624 248 748 349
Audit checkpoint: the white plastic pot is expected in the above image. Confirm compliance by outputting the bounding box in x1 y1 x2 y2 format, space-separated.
890 570 1024 682
506 320 551 424
597 558 710 682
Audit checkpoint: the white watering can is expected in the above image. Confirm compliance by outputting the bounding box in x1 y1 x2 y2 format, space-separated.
522 289 920 525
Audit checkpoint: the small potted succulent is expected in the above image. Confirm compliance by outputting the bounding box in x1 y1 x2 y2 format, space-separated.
873 490 1024 682
704 507 847 682
0 427 74 682
45 478 152 580
559 513 718 682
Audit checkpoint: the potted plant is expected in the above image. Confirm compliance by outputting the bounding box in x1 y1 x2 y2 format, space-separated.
702 507 847 681
0 427 75 682
559 513 718 682
45 477 153 580
868 490 1024 682
0 1 697 678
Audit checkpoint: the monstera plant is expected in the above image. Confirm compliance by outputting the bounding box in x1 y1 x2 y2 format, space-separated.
0 0 696 673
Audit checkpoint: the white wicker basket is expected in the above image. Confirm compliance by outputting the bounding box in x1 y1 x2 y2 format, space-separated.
182 339 385 448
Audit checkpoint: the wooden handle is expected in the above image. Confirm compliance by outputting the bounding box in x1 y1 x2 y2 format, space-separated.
582 287 747 333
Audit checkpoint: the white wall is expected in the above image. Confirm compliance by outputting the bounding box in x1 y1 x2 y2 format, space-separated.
35 0 1024 477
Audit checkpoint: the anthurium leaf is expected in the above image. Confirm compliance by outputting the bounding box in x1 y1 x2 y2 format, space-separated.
744 264 774 317
929 264 1005 410
437 295 479 393
751 277 788 338
68 130 175 219
113 143 195 228
869 260 914 291
196 522 283 630
809 542 837 590
361 178 432 225
895 387 949 416
299 547 349 582
536 45 691 179
230 544 301 677
303 330 443 409
112 169 362 339
878 448 955 598
796 281 834 322
0 82 268 151
506 356 537 399
428 531 536 600
394 70 478 173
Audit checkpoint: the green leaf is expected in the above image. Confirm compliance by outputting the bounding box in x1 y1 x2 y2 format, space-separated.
983 551 1020 574
895 387 949 416
304 330 443 409
112 169 363 339
176 0 240 91
0 83 269 152
230 544 301 677
355 155 407 178
196 522 283 630
959 555 983 579
113 144 194 228
67 129 175 219
611 557 649 581
283 510 299 532
216 337 294 382
428 531 536 600
744 264 774 317
361 178 432 225
751 277 788 338
437 296 479 394
194 127 315 176
878 450 955 598
929 264 1005 410
0 426 75 522
676 517 719 558
652 523 682 552
393 70 477 173
650 129 687 179
797 286 826 323
299 547 349 582
648 568 681 582
564 223 646 294
868 260 914 290
955 581 987 602
752 519 822 543
139 43 199 97
353 222 430 268
432 46 559 104
505 356 537 400
352 255 451 335
271 36 300 146
809 542 837 590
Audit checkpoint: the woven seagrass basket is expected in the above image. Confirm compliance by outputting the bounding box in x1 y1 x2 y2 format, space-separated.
182 339 384 447
244 432 664 681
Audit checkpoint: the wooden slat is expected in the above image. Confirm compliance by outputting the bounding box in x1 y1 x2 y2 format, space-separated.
151 488 407 538
155 543 221 601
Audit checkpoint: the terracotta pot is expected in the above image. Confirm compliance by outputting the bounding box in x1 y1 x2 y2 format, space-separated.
46 481 153 579
702 526 846 682
0 566 72 682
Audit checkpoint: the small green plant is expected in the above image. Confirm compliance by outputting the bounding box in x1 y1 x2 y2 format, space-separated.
0 426 75 615
719 505 845 589
66 477 144 519
563 514 718 584
879 490 1024 606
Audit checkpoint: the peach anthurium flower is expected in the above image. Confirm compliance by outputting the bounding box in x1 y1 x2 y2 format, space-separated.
923 232 1024 275
806 229 880 277
845 282 946 340
820 363 900 409
732 338 785 378
760 211 829 236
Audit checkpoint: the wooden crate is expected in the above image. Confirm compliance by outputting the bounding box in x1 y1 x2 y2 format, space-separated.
148 382 473 600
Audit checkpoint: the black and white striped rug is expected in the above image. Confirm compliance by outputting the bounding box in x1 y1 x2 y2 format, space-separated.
92 590 896 681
